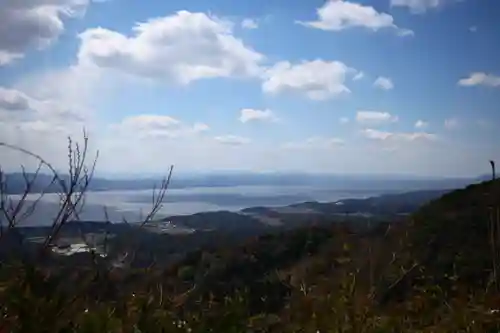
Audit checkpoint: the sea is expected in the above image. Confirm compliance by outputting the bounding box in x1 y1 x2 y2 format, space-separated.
7 185 384 227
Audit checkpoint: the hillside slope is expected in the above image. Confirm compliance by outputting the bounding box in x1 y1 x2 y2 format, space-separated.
379 179 500 300
148 180 500 322
168 179 500 323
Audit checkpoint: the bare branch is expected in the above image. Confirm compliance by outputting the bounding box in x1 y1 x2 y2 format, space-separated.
139 165 174 228
0 130 99 250
0 131 174 275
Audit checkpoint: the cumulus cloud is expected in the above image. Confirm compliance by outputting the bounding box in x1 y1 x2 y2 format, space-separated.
362 128 436 142
14 65 102 107
109 114 209 139
0 0 90 66
353 71 365 81
283 136 344 150
297 0 413 36
0 85 92 171
415 120 428 129
458 72 500 88
214 135 251 145
262 59 358 100
397 29 415 37
0 87 31 111
241 18 258 29
77 11 265 84
356 111 398 125
373 76 394 90
0 86 85 123
391 0 452 13
3 66 102 170
239 108 278 123
0 88 34 126
0 122 91 172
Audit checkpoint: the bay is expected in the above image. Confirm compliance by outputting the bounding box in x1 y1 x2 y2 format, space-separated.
7 185 383 227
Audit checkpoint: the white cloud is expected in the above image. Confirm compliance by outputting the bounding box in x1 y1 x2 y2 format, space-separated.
0 85 93 171
397 29 415 37
339 117 350 124
0 87 31 111
16 120 74 134
458 72 500 88
469 26 478 33
214 135 251 145
444 117 460 130
0 121 91 172
14 65 102 106
77 10 265 84
109 115 209 139
0 51 23 66
362 129 392 140
262 59 358 100
373 76 394 90
353 71 365 81
415 120 428 129
4 4 492 177
362 128 437 142
193 122 210 133
391 0 451 13
239 108 278 123
241 18 258 29
0 0 90 66
297 0 413 36
356 111 398 125
283 136 344 150
113 114 180 130
0 86 85 123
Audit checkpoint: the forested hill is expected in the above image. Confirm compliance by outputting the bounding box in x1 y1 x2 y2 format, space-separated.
1 180 500 332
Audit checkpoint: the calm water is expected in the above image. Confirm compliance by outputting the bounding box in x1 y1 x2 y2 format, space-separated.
8 186 382 226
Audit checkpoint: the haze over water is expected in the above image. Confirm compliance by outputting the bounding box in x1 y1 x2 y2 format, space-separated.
11 185 382 227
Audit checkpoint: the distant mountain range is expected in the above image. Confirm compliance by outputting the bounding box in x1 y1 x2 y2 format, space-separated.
1 172 489 195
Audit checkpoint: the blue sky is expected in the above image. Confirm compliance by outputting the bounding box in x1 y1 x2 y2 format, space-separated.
0 0 498 177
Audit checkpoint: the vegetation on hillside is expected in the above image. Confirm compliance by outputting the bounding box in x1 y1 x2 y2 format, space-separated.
1 135 500 332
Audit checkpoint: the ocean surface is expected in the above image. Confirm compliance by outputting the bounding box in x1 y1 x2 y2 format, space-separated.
8 185 384 227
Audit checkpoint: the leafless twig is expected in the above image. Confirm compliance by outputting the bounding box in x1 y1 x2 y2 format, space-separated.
0 131 99 250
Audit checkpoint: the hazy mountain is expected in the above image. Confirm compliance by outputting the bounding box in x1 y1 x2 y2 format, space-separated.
1 172 481 195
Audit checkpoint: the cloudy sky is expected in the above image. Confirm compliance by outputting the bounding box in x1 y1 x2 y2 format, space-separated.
0 0 498 177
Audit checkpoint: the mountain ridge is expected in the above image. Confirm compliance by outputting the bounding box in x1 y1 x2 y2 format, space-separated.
2 172 483 195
